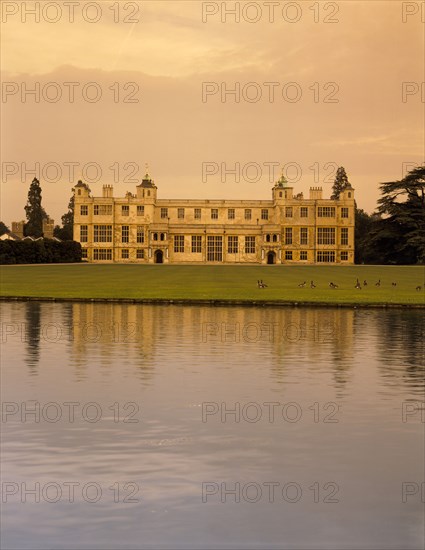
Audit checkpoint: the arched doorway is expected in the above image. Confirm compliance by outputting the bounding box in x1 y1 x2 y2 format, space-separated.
267 251 276 265
154 250 164 264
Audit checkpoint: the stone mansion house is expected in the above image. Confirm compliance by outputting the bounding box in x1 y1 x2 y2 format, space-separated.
73 172 355 264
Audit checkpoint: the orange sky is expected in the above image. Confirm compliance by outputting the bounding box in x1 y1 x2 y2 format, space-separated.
1 0 424 226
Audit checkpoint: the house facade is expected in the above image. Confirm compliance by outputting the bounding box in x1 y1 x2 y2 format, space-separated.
73 173 355 264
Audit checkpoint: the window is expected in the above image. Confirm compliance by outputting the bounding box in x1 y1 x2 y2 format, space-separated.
266 234 271 242
160 233 165 241
300 207 308 218
285 207 293 218
300 251 307 260
317 227 335 245
137 205 144 216
121 225 129 243
121 249 129 259
348 192 351 198
137 226 144 243
194 208 201 220
160 208 168 219
245 236 256 254
80 205 88 216
93 249 112 260
261 209 269 220
122 205 129 216
341 207 349 218
152 232 158 241
285 251 293 260
178 208 185 219
285 227 293 245
94 204 112 216
245 209 252 220
136 249 144 259
300 227 308 245
341 251 348 261
174 235 185 253
80 225 88 243
192 235 202 253
317 251 336 263
272 234 278 242
227 236 238 253
228 208 235 220
211 209 218 220
94 225 112 242
207 236 223 261
81 249 88 259
318 206 335 217
341 227 348 245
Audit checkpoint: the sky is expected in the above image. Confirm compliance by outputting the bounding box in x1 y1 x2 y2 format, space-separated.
1 0 424 226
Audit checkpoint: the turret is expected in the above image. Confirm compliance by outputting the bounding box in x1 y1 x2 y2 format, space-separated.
74 180 91 199
272 173 293 202
136 169 157 202
339 184 355 201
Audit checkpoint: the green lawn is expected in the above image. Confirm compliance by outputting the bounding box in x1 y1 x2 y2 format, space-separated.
0 264 424 306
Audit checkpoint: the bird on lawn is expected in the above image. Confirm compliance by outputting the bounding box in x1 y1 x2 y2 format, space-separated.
298 281 306 288
355 279 362 289
416 286 422 291
392 282 397 287
260 279 268 288
363 280 368 287
375 279 381 287
310 280 316 288
329 282 338 289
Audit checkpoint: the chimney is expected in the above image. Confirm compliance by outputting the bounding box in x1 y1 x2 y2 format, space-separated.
102 184 113 198
309 187 323 200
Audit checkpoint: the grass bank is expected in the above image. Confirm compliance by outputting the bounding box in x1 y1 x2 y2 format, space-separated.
1 264 424 307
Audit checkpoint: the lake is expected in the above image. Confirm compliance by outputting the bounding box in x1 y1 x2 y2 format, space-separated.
1 301 424 549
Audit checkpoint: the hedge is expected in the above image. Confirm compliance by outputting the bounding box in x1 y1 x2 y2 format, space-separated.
0 239 82 264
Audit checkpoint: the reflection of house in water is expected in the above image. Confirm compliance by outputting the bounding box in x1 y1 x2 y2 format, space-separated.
69 303 355 389
70 303 161 382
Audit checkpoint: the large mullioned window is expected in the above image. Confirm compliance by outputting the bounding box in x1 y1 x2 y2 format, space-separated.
174 235 185 253
227 236 238 253
94 225 112 242
317 227 335 245
207 236 223 261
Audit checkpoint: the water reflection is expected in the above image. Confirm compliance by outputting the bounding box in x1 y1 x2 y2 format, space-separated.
1 301 424 550
16 302 424 396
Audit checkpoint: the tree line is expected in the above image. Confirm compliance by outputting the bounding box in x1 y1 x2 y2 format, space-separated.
1 167 424 265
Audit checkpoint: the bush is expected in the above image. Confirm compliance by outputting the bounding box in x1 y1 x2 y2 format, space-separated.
0 239 82 264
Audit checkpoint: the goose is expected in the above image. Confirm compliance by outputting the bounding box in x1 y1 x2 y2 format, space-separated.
375 279 381 287
363 280 368 287
298 281 306 288
329 282 338 289
310 280 316 289
392 282 397 287
355 279 362 289
416 286 422 291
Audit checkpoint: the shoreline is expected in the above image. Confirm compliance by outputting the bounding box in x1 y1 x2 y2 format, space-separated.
1 295 424 309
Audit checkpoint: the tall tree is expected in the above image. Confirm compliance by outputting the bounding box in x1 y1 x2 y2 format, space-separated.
375 165 425 263
24 178 48 237
0 221 9 236
331 166 351 199
54 194 74 240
